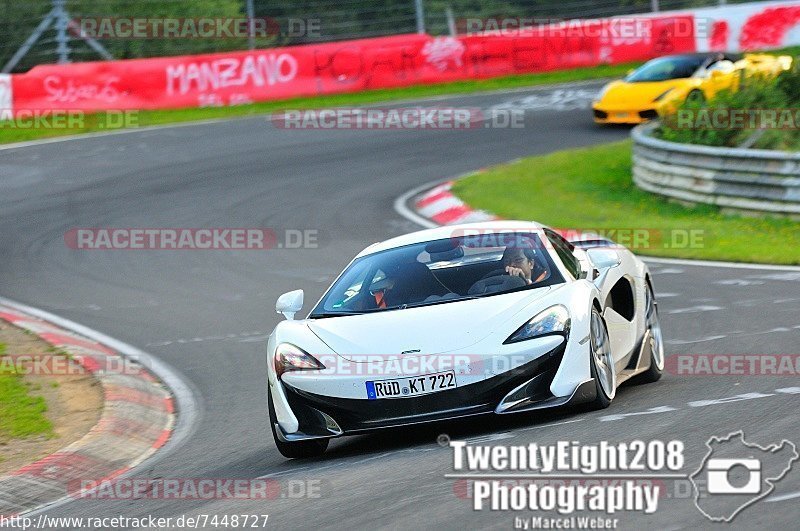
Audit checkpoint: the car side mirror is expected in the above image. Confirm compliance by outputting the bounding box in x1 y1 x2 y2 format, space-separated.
586 248 621 270
276 289 304 320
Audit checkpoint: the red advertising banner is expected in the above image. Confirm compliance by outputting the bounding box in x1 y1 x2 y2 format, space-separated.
9 15 696 115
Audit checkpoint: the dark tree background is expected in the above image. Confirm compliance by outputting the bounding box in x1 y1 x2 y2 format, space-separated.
0 0 743 72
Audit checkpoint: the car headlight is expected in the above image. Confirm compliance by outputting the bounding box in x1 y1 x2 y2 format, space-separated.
653 88 674 102
504 305 570 344
274 343 325 378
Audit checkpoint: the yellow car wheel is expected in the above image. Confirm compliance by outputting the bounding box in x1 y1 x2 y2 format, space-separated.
686 89 705 104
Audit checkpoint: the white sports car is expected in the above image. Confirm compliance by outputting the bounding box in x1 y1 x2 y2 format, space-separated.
267 221 664 458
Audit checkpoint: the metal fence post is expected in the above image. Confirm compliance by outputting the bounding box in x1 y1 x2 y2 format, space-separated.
52 0 71 64
2 0 113 73
415 0 425 34
247 0 256 50
446 6 456 36
2 9 56 73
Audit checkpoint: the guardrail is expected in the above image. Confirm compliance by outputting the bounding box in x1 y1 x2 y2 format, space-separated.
631 122 800 217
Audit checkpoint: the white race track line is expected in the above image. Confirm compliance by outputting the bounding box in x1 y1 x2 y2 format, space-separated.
0 296 201 515
394 179 800 272
637 256 800 271
0 117 236 152
767 490 800 503
393 178 446 230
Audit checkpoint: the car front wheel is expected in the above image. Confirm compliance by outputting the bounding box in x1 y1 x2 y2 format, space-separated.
637 282 664 383
587 307 616 410
268 390 329 459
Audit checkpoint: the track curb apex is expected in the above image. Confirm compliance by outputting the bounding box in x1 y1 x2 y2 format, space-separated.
395 175 800 272
0 303 176 517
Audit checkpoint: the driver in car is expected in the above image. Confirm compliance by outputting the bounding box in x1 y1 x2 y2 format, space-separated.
502 246 547 285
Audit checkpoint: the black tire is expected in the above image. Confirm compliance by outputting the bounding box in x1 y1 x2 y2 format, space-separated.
686 89 705 104
637 282 664 384
586 307 614 410
268 389 329 459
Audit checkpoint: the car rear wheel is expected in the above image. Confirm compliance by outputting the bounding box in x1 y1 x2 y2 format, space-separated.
269 390 329 459
637 282 664 383
587 307 615 410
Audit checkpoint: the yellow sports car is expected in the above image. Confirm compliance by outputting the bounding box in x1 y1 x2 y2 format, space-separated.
592 52 792 124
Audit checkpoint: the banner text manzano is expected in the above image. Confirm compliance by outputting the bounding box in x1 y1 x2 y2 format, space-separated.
8 14 696 113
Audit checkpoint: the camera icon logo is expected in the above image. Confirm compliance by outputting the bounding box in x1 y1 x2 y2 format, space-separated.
690 431 798 522
706 458 761 495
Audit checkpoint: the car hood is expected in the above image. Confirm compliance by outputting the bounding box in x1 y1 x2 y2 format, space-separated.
600 79 688 106
307 286 552 361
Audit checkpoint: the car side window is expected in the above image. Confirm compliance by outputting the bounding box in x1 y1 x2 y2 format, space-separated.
544 230 581 280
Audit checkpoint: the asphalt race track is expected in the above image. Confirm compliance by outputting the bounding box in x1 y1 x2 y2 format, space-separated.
1 80 798 529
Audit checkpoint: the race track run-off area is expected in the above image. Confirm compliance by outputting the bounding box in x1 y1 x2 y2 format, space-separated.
0 82 798 529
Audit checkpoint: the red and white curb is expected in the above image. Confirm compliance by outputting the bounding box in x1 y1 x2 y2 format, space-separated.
398 177 800 272
413 179 499 226
0 304 175 517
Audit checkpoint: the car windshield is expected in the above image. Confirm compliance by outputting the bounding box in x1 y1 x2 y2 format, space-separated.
309 232 565 317
626 56 706 82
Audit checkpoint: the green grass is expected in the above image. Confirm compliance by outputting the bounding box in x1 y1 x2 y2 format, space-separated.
451 140 800 265
0 61 642 145
0 343 54 442
768 45 800 58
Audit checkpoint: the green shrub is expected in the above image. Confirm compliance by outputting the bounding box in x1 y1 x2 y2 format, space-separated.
657 66 800 151
776 63 800 105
